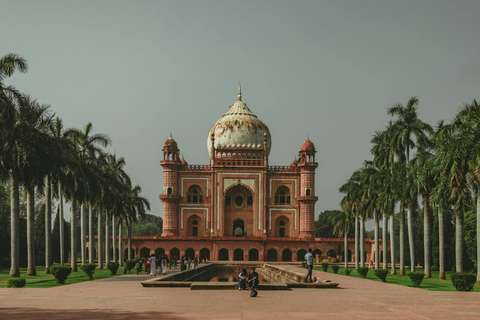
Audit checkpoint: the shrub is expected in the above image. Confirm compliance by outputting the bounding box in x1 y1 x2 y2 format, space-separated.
331 265 340 274
107 262 119 275
321 262 329 272
345 269 352 276
374 269 388 282
408 272 425 287
81 263 97 280
50 265 72 284
7 278 26 288
357 267 369 278
125 259 137 273
451 272 477 292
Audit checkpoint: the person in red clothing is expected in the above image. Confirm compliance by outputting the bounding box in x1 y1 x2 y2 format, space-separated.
144 257 150 274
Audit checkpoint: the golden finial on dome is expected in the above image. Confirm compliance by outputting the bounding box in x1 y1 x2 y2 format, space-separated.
237 83 242 101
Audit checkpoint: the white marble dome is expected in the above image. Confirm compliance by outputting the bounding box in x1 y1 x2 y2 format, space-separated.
207 88 271 157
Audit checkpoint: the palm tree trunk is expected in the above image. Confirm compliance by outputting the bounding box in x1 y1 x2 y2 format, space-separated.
455 212 464 272
128 218 132 260
45 179 52 273
477 193 480 282
105 214 110 265
58 182 65 265
71 198 78 272
438 208 445 279
27 186 36 276
355 214 359 269
423 196 431 278
390 214 396 274
360 215 365 268
10 174 20 277
399 203 406 275
344 230 348 269
80 204 86 265
407 204 416 272
112 216 116 263
88 206 93 263
382 213 388 270
118 222 123 264
374 213 379 269
97 207 103 268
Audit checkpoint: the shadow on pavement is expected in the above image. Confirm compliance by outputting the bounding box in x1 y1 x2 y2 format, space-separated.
0 308 185 320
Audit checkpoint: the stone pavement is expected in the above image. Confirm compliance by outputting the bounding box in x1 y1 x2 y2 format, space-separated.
1 266 479 320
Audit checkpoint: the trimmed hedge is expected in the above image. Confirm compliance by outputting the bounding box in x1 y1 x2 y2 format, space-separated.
331 265 340 274
345 269 352 276
321 262 329 272
107 262 119 275
408 272 425 287
451 272 477 292
81 264 97 280
50 265 72 284
125 259 137 273
374 269 388 282
357 267 369 278
7 278 26 288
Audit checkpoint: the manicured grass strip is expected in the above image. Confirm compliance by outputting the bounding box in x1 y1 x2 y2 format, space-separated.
313 266 480 292
0 266 126 288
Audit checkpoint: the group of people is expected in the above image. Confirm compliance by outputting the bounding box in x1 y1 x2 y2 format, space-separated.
237 267 259 291
137 254 170 276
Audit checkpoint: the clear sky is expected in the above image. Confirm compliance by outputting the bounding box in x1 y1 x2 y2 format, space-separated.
2 0 479 222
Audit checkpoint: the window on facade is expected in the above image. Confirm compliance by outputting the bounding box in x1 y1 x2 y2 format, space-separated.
167 187 172 195
306 189 311 196
234 196 244 206
275 186 291 204
187 185 203 204
247 196 253 206
225 196 231 206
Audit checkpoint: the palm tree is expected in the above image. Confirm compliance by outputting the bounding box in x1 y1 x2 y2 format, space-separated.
0 54 29 277
338 198 353 268
388 97 432 272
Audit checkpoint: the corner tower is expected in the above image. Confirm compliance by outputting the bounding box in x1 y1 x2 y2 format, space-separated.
159 135 181 236
297 138 318 239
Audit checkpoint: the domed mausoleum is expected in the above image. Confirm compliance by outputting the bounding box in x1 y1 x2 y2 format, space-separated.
89 87 375 264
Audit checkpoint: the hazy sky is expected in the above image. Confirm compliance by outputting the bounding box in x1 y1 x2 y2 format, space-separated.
2 0 479 222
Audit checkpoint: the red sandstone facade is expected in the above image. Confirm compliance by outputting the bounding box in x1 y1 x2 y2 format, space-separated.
90 89 378 263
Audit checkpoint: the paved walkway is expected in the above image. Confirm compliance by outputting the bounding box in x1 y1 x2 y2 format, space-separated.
1 266 479 319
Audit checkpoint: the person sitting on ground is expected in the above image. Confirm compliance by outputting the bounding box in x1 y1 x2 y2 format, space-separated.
313 276 319 283
247 267 259 290
238 269 247 290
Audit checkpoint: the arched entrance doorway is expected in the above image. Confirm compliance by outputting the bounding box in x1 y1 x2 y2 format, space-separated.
233 219 245 237
219 248 229 261
248 249 259 261
187 215 202 236
342 250 353 262
327 249 337 258
140 247 150 258
282 249 292 261
267 248 277 261
124 248 134 259
170 247 180 260
297 249 307 261
200 248 210 260
185 248 195 260
312 249 322 259
224 184 253 236
234 249 244 261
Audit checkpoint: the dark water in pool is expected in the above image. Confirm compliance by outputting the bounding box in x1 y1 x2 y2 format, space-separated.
190 266 271 283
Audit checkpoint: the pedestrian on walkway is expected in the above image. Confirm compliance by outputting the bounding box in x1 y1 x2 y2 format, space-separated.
304 248 313 283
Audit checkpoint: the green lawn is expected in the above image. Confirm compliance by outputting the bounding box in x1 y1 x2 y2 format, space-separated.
0 266 127 288
314 266 480 291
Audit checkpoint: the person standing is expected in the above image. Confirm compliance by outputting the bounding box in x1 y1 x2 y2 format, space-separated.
148 254 157 276
161 254 169 275
304 248 313 283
